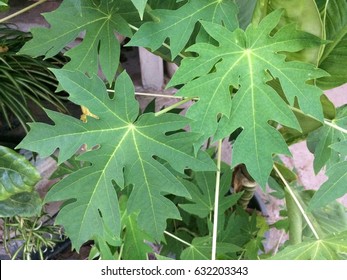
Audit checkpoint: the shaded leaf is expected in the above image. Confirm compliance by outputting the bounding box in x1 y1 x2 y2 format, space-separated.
307 105 347 173
170 10 325 187
180 236 240 260
331 140 347 156
131 0 148 19
308 161 347 210
279 95 335 146
0 192 42 217
20 0 132 83
128 0 239 59
17 70 215 250
123 212 153 260
272 231 347 259
179 167 242 218
0 146 41 201
236 0 257 30
317 0 347 89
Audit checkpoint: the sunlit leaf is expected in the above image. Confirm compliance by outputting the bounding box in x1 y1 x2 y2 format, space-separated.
272 231 347 259
20 0 132 83
128 0 239 59
17 70 215 250
170 10 326 187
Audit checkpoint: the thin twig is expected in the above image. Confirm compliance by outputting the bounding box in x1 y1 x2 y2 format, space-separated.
0 0 48 24
273 165 320 240
211 140 222 260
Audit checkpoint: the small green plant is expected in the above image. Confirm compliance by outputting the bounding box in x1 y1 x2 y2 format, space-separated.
4 0 347 259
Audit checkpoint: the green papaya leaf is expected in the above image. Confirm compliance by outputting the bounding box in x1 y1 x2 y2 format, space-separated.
17 70 215 250
307 105 347 173
179 167 242 218
0 146 41 201
131 0 148 20
308 161 347 210
180 236 240 260
272 231 347 259
236 0 257 30
127 0 239 59
252 0 323 65
317 0 347 89
122 212 154 260
19 0 133 83
299 190 347 237
170 10 326 187
280 95 335 146
331 140 347 156
0 192 42 217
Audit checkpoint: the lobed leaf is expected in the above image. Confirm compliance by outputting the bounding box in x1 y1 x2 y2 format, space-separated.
308 161 347 210
307 105 347 173
19 0 133 83
170 10 326 187
17 70 215 250
127 0 239 59
272 231 347 259
317 0 347 89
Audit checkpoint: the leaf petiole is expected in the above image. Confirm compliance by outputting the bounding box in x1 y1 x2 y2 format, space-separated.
0 0 48 24
211 139 222 260
154 97 194 116
164 230 191 247
324 119 347 134
273 165 320 240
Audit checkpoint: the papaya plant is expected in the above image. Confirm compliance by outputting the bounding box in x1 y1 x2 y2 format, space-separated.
4 0 347 259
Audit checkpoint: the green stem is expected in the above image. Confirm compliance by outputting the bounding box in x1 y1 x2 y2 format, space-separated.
107 89 199 100
164 230 191 247
211 140 222 260
0 0 48 24
274 165 320 240
285 189 302 245
154 97 194 116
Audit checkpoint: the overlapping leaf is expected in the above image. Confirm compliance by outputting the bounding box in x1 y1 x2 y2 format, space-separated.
179 168 242 218
317 0 347 89
19 0 133 83
308 161 347 210
131 0 148 19
272 231 347 260
17 70 215 250
169 10 326 187
0 146 42 217
180 236 240 260
307 106 347 173
0 146 41 201
128 0 239 59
